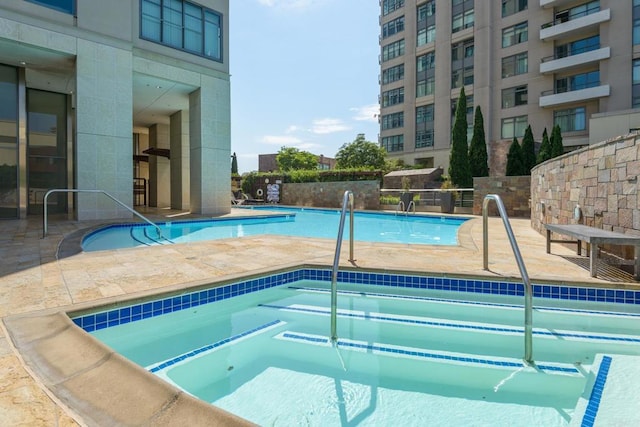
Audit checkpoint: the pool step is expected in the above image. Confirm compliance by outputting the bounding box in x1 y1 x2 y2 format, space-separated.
288 285 640 335
569 354 640 426
259 302 640 363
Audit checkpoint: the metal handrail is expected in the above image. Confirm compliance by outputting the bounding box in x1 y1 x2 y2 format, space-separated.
42 189 164 240
395 200 405 215
482 194 533 365
330 190 354 343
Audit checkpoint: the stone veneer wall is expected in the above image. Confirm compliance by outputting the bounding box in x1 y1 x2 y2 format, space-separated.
281 181 380 210
473 176 532 217
531 133 640 260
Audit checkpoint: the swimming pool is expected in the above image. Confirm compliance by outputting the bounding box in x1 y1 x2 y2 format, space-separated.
81 207 468 251
73 268 640 426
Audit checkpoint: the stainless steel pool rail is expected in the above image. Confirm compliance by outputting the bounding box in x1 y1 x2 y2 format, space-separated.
482 194 534 365
395 200 416 215
330 190 354 343
42 189 164 240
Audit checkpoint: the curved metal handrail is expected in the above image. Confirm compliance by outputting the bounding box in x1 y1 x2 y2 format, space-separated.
330 190 354 343
42 189 164 240
482 194 533 365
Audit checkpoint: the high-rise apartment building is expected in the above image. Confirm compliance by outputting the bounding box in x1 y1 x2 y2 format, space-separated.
0 0 230 220
379 0 640 175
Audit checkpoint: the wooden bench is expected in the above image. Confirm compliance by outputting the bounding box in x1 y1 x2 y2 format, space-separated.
545 224 640 280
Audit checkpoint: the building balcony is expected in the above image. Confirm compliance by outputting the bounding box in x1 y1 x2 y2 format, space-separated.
539 84 610 108
540 47 610 74
540 0 576 8
540 9 610 41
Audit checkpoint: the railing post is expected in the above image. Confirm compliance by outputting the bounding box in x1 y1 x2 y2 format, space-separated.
483 194 533 365
331 190 354 343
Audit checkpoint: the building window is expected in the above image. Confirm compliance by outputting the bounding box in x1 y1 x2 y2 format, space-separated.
501 115 528 139
555 35 599 59
633 59 640 108
382 39 405 62
633 0 640 45
381 112 404 130
382 0 404 16
452 6 474 34
554 107 586 132
417 25 436 46
502 22 528 48
382 16 405 39
417 52 435 72
416 104 434 124
452 39 474 89
502 52 528 78
381 135 404 152
555 1 599 24
415 130 434 148
502 0 527 18
417 1 436 47
26 0 75 14
382 64 404 85
502 85 528 108
382 87 404 107
141 0 223 61
555 70 599 93
416 76 435 98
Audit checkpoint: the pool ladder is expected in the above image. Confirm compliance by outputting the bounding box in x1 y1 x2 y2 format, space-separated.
395 200 416 215
330 190 355 344
42 188 165 240
482 194 534 365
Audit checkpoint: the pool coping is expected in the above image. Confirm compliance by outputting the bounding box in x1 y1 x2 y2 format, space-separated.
4 263 640 426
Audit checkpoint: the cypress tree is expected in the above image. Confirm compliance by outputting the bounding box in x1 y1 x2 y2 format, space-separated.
449 87 472 187
506 137 524 176
468 106 489 177
231 152 238 174
521 125 536 174
550 124 564 158
537 128 551 164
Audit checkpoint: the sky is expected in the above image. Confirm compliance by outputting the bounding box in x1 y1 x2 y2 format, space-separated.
229 0 381 174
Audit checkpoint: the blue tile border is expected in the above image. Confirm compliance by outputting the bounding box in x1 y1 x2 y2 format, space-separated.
71 268 640 333
581 355 612 427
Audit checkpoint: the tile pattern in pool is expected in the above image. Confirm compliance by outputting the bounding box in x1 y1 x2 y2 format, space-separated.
580 355 612 427
71 268 640 333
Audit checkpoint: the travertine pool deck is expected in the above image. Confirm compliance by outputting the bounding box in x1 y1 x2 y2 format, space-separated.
0 207 638 425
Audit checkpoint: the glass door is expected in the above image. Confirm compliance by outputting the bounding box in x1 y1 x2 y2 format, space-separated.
27 89 68 215
0 65 18 219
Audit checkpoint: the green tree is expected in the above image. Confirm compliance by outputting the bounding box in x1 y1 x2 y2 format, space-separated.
521 125 536 174
550 124 564 158
506 137 525 176
276 146 317 171
335 134 387 170
231 152 238 175
468 106 489 177
449 87 472 187
537 127 552 164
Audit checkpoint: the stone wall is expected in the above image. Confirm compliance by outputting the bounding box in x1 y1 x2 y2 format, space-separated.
531 133 640 260
281 181 380 210
473 176 531 217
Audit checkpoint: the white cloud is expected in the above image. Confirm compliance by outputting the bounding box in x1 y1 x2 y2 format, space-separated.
285 125 301 133
351 104 380 122
311 118 351 135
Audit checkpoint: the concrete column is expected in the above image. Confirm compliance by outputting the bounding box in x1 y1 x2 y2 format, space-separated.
189 74 231 215
75 40 133 220
170 110 190 210
148 123 170 208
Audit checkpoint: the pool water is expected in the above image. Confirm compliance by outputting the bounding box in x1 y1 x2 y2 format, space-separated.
81 207 468 251
80 271 640 426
